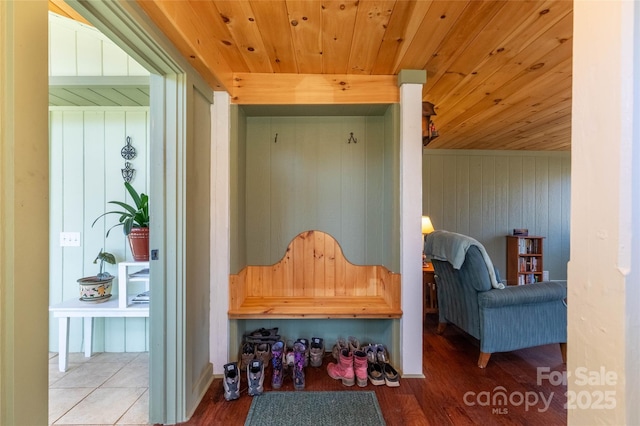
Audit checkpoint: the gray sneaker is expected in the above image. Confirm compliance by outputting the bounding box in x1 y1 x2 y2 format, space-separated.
223 362 240 401
247 359 264 396
309 337 324 367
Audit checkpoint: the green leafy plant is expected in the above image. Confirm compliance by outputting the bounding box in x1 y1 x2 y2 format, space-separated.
92 182 149 236
94 249 116 280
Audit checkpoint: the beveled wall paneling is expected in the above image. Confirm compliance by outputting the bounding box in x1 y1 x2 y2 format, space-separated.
49 107 150 352
423 150 570 280
244 114 393 268
185 86 213 413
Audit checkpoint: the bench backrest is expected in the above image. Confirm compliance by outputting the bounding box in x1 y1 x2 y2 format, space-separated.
229 230 400 308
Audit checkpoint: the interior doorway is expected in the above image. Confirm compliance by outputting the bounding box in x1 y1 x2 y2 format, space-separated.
47 10 152 425
58 2 216 423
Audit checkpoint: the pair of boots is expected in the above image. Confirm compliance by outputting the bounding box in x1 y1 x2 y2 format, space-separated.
271 340 306 390
326 348 368 387
222 359 265 401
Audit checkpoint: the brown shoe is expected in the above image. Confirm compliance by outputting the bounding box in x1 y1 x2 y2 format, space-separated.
255 342 271 365
239 342 255 370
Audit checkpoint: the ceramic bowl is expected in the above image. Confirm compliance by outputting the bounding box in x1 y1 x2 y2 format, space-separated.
78 276 113 300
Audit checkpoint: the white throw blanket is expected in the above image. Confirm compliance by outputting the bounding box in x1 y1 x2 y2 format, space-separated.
424 230 505 289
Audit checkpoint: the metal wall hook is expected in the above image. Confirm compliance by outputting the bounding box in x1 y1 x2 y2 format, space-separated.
121 136 137 160
121 161 135 183
347 132 357 144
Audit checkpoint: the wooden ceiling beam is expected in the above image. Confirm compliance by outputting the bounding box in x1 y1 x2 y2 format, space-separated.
231 73 398 104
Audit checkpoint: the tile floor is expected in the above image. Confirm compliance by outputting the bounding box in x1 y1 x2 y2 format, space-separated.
49 352 151 426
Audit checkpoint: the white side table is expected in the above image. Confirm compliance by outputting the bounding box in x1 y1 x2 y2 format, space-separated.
49 298 149 372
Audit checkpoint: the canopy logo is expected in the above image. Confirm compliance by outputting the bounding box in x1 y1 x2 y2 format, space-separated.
462 386 554 414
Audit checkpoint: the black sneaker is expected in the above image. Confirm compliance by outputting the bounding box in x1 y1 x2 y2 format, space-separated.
223 362 240 401
247 359 264 396
244 327 281 344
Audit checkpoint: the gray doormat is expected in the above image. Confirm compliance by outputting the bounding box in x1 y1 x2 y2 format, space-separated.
244 390 386 426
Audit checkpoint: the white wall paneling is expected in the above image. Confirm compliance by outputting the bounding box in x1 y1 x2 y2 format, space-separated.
49 12 148 78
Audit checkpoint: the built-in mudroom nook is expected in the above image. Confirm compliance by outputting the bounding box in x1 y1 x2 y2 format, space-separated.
227 104 403 366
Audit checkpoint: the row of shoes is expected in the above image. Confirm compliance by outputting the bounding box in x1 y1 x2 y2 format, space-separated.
239 336 326 371
224 329 398 401
223 359 265 401
327 336 400 387
226 329 327 400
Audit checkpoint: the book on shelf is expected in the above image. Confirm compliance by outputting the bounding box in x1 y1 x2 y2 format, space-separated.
128 268 149 278
130 290 150 304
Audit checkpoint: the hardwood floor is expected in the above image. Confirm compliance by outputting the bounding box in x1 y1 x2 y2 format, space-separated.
181 315 567 425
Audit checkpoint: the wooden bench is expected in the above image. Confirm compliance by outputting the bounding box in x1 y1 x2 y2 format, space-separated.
229 230 402 319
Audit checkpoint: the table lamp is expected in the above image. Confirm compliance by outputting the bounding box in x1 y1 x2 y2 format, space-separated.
422 216 434 235
422 216 434 265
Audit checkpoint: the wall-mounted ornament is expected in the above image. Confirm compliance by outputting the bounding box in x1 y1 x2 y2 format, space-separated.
347 132 358 144
121 161 135 183
121 136 137 160
422 102 439 147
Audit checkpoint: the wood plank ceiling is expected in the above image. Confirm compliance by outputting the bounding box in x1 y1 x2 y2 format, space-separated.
53 0 573 151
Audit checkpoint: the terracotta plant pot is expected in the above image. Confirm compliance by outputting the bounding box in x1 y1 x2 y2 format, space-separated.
128 227 149 261
78 276 114 302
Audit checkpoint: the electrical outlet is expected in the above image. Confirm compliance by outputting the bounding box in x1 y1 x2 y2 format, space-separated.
60 232 81 247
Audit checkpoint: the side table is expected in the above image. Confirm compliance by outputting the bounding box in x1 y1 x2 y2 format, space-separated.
49 298 149 372
423 263 438 318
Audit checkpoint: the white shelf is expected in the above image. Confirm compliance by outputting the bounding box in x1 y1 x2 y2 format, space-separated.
118 261 150 308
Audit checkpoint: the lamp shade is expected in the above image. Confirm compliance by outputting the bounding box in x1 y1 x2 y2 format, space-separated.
422 216 434 234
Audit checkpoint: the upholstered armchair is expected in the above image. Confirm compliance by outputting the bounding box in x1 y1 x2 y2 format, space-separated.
424 230 567 368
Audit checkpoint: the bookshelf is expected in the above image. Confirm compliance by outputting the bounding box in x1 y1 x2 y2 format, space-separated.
117 261 150 308
506 236 544 285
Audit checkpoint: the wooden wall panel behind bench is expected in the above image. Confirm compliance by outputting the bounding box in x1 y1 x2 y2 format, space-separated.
229 230 402 319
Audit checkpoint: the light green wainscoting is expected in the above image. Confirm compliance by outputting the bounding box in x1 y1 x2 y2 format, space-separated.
229 104 401 360
423 150 571 280
242 109 398 268
230 319 400 368
49 107 150 353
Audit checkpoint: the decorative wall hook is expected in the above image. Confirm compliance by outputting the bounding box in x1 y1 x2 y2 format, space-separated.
121 161 135 183
347 132 357 144
274 133 278 143
121 136 137 160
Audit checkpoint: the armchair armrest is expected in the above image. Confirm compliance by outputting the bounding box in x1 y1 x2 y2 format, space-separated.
478 281 567 309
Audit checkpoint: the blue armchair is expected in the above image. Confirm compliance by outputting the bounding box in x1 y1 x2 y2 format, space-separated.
424 230 567 368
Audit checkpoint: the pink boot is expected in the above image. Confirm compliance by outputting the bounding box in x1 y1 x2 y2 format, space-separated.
353 350 368 387
327 348 355 386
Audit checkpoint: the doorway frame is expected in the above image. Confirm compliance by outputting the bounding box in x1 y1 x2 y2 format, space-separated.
63 1 212 423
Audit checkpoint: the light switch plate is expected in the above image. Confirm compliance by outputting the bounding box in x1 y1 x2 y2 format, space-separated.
60 232 81 247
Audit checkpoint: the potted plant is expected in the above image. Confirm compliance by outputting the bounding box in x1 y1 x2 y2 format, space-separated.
92 182 150 261
78 249 116 301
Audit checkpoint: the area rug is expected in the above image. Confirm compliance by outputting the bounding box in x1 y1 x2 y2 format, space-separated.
244 391 386 426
